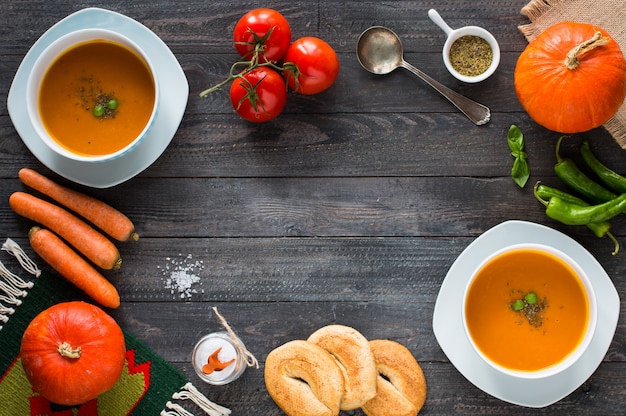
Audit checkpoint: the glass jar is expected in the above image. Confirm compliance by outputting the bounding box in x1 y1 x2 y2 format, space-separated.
191 331 247 385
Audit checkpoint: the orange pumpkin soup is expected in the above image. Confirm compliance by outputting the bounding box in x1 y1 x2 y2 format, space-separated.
464 247 589 372
39 40 155 157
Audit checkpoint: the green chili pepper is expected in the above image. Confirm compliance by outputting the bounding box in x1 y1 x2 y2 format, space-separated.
534 183 620 255
580 140 626 193
535 182 593 207
535 182 610 236
554 136 617 203
544 194 626 226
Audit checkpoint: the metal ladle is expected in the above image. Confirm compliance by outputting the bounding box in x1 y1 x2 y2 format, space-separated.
356 26 490 125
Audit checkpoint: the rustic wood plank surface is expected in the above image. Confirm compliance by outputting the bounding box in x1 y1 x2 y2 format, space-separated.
1 0 626 414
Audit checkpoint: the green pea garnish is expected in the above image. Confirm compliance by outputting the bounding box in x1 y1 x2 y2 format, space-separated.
93 104 105 117
510 291 545 327
511 299 525 311
106 99 118 110
524 292 538 305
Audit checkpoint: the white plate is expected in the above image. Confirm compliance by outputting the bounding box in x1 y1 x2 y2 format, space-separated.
433 220 620 408
7 7 188 188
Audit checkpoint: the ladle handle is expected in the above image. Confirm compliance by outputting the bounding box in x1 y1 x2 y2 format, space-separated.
400 61 490 125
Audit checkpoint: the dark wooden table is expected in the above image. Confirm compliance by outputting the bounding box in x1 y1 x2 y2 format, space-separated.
2 1 625 414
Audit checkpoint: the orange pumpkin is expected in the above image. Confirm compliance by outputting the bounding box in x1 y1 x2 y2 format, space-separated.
20 301 126 406
514 22 626 134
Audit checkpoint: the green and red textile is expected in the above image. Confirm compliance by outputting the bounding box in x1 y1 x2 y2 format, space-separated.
0 242 228 416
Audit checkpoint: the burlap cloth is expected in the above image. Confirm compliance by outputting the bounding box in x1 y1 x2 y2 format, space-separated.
518 0 626 147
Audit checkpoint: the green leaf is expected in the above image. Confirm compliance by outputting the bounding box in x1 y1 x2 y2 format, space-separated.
511 158 528 187
508 125 530 188
508 124 524 151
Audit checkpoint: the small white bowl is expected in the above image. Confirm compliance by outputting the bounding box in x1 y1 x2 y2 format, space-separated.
428 9 500 83
26 28 159 163
462 243 597 380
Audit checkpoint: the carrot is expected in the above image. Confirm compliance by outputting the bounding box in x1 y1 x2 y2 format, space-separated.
18 168 139 242
9 192 122 270
29 226 120 308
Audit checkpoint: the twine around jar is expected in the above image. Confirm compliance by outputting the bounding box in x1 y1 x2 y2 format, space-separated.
211 306 259 369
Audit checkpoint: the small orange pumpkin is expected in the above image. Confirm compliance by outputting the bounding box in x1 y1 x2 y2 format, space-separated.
514 22 626 134
20 301 126 406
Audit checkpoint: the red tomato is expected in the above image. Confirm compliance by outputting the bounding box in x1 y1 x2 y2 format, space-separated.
283 37 340 95
229 67 287 123
233 8 291 62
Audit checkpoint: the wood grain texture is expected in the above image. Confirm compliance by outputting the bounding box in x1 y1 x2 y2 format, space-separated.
2 0 626 414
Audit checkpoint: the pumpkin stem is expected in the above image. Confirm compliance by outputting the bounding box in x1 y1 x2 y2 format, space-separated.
565 31 609 70
58 342 82 359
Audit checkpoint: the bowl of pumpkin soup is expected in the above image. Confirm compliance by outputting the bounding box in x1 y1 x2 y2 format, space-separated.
462 243 597 379
26 28 158 162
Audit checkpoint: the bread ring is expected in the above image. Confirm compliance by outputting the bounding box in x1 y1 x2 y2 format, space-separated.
361 339 427 416
307 325 377 410
264 340 344 416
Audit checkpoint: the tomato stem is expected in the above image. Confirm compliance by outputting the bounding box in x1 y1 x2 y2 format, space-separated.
235 75 266 113
199 29 296 98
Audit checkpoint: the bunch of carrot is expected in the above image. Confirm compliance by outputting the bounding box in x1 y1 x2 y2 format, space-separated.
9 168 138 309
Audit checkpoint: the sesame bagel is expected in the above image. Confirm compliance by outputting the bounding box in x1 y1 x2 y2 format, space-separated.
361 339 427 416
307 325 378 410
264 340 344 416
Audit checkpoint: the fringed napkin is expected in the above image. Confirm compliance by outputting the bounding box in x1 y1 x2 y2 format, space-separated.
519 0 626 147
0 239 230 416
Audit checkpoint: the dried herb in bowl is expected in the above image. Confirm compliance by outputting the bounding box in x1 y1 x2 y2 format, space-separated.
449 35 493 77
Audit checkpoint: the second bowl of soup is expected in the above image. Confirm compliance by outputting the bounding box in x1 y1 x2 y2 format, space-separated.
463 243 597 379
27 28 158 162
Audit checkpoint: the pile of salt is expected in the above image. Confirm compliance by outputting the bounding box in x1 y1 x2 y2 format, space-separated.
159 253 204 299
